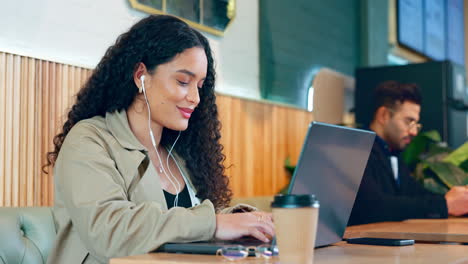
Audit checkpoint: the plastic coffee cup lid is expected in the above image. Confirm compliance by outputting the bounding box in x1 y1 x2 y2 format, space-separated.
271 194 319 208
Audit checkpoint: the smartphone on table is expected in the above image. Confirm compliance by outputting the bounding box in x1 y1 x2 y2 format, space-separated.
346 237 415 246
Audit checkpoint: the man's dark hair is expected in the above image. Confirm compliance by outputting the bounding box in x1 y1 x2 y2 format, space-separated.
373 80 422 115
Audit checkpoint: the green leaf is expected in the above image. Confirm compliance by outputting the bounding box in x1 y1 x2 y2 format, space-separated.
423 177 449 194
413 162 428 184
460 160 468 173
426 144 452 157
443 142 468 167
421 130 442 142
427 161 468 188
284 156 296 176
402 135 429 169
402 130 442 170
423 152 449 163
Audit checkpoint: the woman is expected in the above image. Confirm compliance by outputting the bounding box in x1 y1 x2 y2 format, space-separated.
45 15 274 264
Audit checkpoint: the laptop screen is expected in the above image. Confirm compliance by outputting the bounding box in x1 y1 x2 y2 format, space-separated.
288 122 375 247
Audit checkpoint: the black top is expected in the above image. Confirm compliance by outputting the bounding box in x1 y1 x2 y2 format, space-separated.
348 135 448 226
163 185 192 209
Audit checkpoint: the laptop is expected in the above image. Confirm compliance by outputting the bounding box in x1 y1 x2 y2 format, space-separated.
158 122 375 254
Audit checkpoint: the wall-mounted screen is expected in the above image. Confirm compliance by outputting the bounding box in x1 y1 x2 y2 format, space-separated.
424 0 446 60
398 0 424 54
447 0 465 66
397 0 465 66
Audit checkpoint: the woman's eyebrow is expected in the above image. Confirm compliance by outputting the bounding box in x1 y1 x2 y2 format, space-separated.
177 69 206 80
176 69 196 77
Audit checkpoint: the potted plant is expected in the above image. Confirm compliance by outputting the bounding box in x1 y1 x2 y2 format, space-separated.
402 131 468 194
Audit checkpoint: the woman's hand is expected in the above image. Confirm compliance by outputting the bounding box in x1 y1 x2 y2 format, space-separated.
214 212 275 242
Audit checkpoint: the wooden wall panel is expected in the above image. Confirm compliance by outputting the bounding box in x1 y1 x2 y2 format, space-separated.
0 53 92 207
0 52 5 206
217 96 313 197
0 51 313 206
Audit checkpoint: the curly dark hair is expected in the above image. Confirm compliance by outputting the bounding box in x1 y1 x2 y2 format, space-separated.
44 15 232 210
373 80 422 114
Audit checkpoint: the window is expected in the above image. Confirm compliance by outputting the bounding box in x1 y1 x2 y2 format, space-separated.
129 0 236 36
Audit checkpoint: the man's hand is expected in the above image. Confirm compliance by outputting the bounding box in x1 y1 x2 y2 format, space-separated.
445 186 468 216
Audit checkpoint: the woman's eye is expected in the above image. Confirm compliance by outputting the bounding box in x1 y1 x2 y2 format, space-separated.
177 80 188 86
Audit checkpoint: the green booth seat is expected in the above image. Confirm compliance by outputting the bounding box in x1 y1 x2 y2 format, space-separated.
0 198 274 264
0 207 55 264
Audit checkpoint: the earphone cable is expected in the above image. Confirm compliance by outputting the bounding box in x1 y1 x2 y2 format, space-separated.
141 82 181 207
166 131 182 207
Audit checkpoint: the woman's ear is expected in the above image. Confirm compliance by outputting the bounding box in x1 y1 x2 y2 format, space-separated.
133 63 148 92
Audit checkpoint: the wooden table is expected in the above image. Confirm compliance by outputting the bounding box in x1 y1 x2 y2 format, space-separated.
111 219 468 264
110 241 468 264
344 218 468 243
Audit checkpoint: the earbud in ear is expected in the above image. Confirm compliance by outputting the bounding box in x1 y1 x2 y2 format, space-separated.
139 75 145 93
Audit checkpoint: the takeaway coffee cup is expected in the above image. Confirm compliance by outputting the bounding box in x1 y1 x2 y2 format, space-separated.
271 194 319 264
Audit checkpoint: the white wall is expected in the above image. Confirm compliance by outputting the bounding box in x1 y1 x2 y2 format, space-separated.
0 0 260 99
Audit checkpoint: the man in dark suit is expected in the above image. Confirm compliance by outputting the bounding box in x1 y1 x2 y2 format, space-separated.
348 80 468 226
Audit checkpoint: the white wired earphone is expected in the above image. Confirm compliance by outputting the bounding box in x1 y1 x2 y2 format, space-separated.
139 75 184 207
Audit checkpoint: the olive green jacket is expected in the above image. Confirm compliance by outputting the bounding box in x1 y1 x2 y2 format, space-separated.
47 110 217 264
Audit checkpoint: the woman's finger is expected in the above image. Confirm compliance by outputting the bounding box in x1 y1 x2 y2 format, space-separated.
248 227 270 243
263 212 273 222
251 213 275 232
257 220 275 238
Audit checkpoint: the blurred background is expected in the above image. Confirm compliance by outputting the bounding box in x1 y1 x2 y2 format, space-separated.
0 0 466 207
